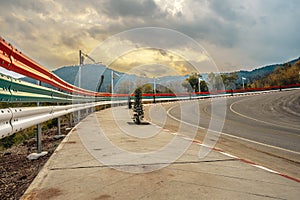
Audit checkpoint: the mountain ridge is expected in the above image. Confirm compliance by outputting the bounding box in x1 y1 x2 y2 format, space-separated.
21 57 300 92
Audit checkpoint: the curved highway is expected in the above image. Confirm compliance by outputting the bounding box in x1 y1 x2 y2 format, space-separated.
168 90 300 153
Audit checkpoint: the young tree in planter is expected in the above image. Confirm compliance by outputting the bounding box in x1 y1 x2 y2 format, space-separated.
132 87 144 124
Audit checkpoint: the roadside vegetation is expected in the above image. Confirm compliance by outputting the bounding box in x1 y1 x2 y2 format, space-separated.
182 60 300 92
250 60 300 88
0 118 65 151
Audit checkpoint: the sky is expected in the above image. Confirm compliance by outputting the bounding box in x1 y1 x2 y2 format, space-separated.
1 0 300 75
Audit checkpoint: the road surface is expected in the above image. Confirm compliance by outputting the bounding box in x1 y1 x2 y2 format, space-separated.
146 89 300 179
168 90 300 153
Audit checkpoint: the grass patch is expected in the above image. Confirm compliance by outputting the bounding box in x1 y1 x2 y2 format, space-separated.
0 127 36 150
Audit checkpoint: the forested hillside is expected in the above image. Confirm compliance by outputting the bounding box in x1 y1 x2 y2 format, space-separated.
250 60 300 88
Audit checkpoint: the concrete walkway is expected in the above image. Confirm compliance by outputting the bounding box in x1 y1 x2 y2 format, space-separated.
22 106 300 200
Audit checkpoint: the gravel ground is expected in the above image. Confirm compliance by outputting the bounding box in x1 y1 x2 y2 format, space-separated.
0 124 69 200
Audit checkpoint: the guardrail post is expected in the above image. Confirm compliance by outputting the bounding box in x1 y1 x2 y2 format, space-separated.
57 102 61 136
27 80 48 160
54 103 66 139
36 81 42 154
77 110 81 123
69 113 73 127
57 116 61 135
54 116 65 139
85 102 88 117
37 123 42 153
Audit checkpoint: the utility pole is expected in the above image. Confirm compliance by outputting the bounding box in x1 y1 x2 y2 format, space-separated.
242 77 246 90
111 70 114 96
153 77 156 103
198 77 202 93
79 50 83 87
77 50 84 122
111 71 120 98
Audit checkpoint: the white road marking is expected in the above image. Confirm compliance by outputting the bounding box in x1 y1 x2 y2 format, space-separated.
167 104 300 155
219 152 238 159
252 165 279 174
229 99 300 132
146 98 300 183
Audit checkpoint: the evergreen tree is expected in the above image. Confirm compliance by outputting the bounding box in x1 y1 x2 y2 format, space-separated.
132 87 144 124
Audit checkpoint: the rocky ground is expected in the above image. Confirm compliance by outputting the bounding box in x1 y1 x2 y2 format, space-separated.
0 124 69 200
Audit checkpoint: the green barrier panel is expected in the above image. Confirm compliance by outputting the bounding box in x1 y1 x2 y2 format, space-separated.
0 73 101 103
9 92 53 102
9 76 54 102
0 73 12 102
1 73 192 103
95 96 111 101
10 78 53 95
51 89 73 103
71 95 96 103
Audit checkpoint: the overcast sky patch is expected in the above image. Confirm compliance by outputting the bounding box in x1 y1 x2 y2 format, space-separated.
0 0 299 72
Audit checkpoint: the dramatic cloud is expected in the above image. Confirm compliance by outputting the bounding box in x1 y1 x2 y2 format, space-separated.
109 48 199 76
0 0 299 73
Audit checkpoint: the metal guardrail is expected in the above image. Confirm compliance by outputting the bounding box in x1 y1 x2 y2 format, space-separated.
0 36 102 96
1 65 299 139
0 73 111 103
1 35 299 159
0 87 279 139
0 101 129 139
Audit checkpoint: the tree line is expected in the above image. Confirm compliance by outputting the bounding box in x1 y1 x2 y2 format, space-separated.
250 60 300 88
182 60 300 92
182 72 238 92
113 60 300 94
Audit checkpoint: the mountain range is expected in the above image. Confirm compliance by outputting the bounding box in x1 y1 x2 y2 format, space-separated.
233 57 300 85
21 57 300 92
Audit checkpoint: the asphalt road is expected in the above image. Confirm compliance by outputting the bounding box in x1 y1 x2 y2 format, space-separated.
168 89 300 153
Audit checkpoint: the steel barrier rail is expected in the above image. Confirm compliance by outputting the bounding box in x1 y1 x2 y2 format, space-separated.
0 98 168 138
0 72 207 103
0 73 107 103
1 86 300 139
0 101 121 139
0 93 217 139
0 108 12 137
0 73 11 101
0 36 99 96
2 37 300 98
0 89 273 139
11 106 53 134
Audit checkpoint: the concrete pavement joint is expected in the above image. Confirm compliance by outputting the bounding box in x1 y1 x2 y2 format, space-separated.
49 159 237 171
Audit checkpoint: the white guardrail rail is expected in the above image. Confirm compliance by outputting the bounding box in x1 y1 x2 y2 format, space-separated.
0 101 128 139
2 86 298 140
0 88 283 139
0 94 202 139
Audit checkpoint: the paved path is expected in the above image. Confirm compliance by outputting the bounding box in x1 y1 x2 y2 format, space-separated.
22 106 300 199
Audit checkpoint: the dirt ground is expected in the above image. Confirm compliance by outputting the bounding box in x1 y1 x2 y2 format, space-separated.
0 124 69 200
